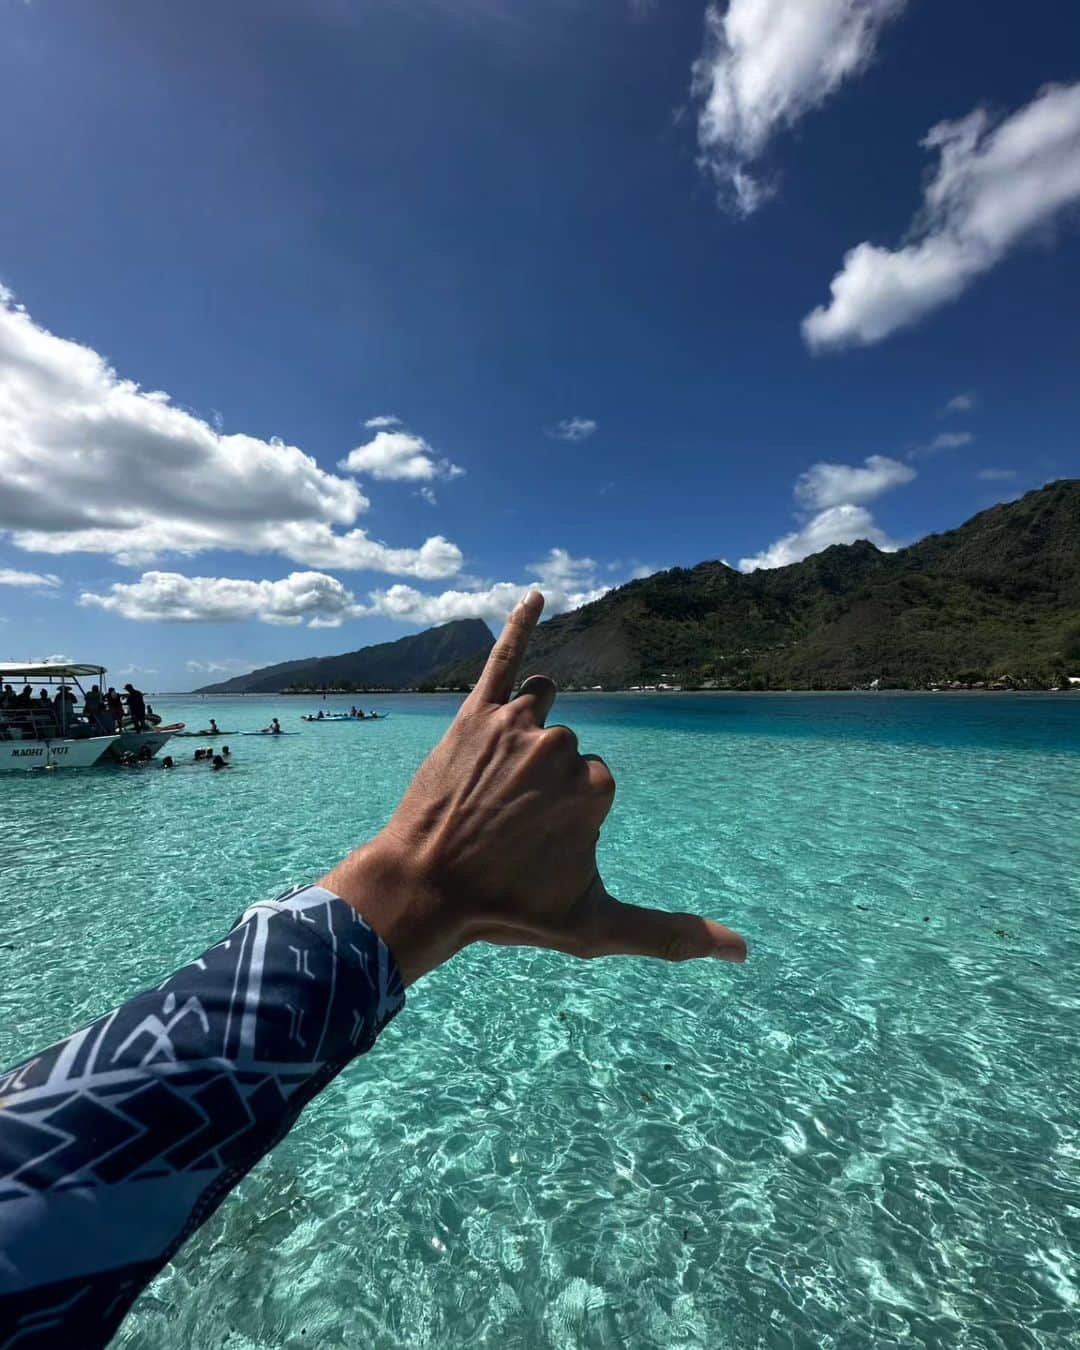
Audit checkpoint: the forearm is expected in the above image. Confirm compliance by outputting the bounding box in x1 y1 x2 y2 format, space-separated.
0 884 404 1349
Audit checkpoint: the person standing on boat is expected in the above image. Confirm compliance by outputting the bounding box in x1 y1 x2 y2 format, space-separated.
84 683 104 728
51 686 77 735
124 683 147 733
106 686 124 732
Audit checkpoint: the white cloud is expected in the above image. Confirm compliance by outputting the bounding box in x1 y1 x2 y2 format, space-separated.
0 567 60 588
550 417 598 442
804 83 1080 348
530 547 599 591
943 392 977 415
418 486 438 507
339 429 463 482
0 288 462 577
268 524 461 579
795 454 914 509
365 550 612 627
81 570 361 627
364 582 525 627
739 503 898 571
185 657 257 675
364 414 402 428
976 468 1017 481
366 579 606 628
76 548 612 633
921 431 974 454
741 454 914 571
693 0 906 214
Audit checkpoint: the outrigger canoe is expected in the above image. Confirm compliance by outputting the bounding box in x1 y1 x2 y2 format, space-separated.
300 713 388 722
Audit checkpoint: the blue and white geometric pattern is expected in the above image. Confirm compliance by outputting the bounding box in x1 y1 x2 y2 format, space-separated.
0 885 405 1348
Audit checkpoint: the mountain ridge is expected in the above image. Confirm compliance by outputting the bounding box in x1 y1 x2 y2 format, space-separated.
192 617 494 694
434 480 1080 690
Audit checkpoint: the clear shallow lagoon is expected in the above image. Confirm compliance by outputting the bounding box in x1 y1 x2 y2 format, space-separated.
2 692 1079 1348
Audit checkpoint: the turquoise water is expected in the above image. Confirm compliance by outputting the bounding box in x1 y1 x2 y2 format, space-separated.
3 693 1079 1348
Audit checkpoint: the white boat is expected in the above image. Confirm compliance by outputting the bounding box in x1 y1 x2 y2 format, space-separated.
0 662 182 771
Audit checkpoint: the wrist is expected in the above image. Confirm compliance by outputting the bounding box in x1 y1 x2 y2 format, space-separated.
318 834 461 987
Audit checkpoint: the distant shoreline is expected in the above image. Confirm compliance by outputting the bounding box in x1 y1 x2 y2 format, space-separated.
158 687 1080 699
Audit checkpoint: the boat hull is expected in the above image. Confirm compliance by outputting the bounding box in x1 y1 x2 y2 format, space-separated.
105 723 184 761
0 734 120 772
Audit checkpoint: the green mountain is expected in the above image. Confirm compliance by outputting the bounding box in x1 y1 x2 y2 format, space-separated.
437 481 1080 691
193 617 494 694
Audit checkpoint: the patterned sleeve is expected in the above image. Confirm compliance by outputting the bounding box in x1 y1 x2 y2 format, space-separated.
0 884 405 1349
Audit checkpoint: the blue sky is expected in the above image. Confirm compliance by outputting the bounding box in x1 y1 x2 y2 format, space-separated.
1 0 1078 689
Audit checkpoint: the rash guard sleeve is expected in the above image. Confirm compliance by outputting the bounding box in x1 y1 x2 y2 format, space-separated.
0 884 405 1348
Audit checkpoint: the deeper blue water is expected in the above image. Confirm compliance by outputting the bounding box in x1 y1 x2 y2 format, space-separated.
2 693 1079 1349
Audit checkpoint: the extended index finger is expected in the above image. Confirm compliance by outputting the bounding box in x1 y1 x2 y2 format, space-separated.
467 591 545 707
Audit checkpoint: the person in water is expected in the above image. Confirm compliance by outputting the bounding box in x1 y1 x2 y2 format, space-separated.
0 593 745 1346
161 755 174 769
221 745 231 758
210 753 229 770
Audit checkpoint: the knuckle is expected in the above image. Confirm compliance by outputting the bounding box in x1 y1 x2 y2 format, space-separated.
543 724 579 755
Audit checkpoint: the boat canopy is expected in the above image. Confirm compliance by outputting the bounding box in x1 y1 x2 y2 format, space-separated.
0 662 107 681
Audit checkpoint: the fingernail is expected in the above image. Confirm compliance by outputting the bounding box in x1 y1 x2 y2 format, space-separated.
712 943 747 963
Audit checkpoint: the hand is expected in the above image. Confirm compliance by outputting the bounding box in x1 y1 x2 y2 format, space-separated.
320 592 746 985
